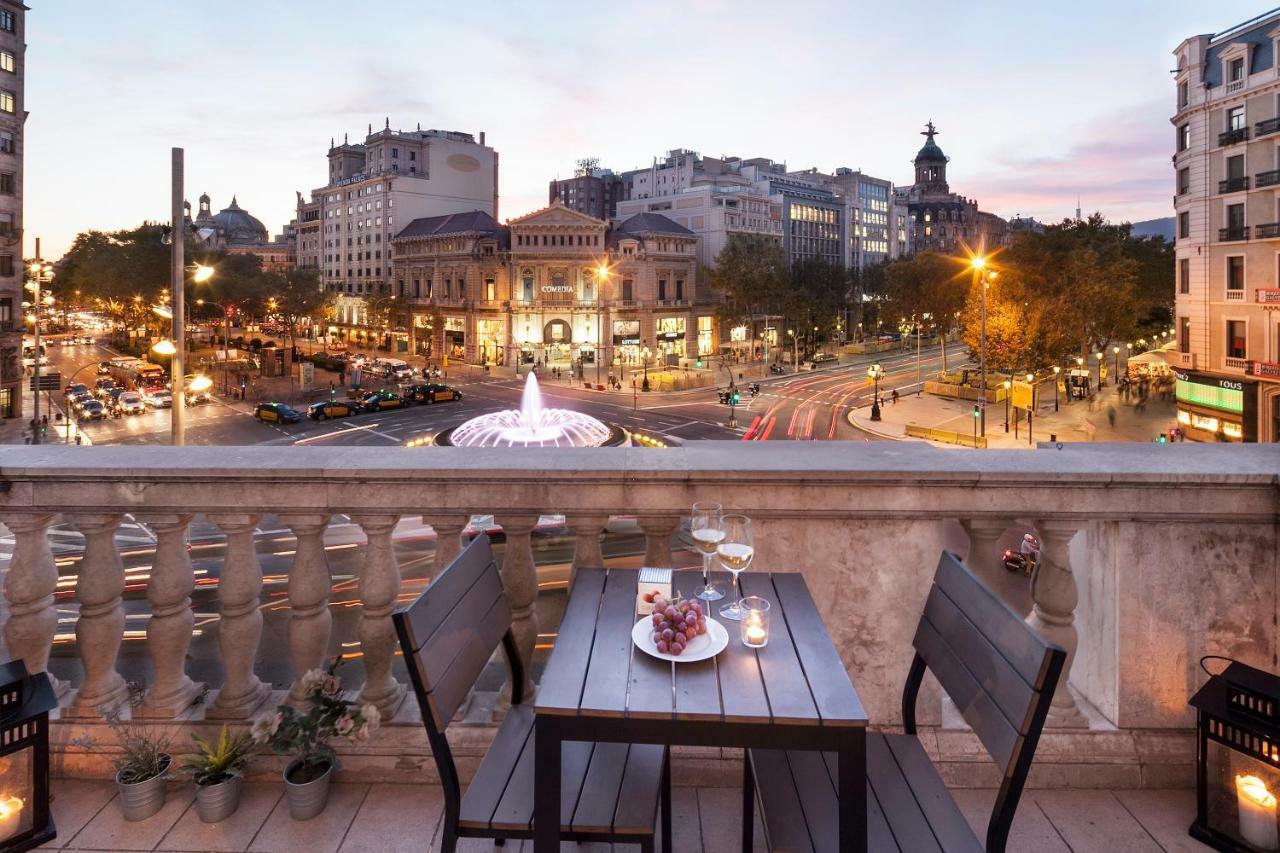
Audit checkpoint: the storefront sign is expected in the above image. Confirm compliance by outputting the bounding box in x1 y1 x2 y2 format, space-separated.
1248 360 1280 382
541 285 573 293
661 332 683 341
618 337 640 345
444 317 465 332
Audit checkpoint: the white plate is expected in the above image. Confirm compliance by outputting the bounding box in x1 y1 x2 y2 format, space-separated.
632 616 729 663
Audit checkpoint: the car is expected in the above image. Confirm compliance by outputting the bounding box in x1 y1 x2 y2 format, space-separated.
96 361 112 376
78 400 107 421
114 391 145 415
58 336 76 347
357 389 406 412
810 353 837 366
79 335 94 345
94 379 118 399
143 389 173 409
70 392 95 412
254 402 301 424
307 399 360 420
407 383 463 404
306 352 350 372
64 383 90 399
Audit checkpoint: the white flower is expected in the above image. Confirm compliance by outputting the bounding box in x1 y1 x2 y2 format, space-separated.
300 669 327 695
250 711 282 744
359 702 381 733
335 714 355 736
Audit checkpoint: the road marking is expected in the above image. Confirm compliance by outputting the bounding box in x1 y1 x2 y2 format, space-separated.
293 421 385 445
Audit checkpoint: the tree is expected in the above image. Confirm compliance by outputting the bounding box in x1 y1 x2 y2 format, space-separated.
264 267 328 354
709 234 787 359
884 252 968 370
786 258 848 356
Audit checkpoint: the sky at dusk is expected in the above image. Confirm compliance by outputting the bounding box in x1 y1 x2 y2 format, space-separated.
23 0 1273 258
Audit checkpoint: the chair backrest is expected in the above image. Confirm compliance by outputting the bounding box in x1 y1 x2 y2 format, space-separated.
902 551 1066 853
392 534 517 735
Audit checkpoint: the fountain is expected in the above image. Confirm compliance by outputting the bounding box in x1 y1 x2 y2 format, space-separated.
435 372 625 447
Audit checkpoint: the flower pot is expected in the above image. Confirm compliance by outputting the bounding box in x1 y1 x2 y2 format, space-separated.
284 759 332 821
194 775 242 823
116 755 171 822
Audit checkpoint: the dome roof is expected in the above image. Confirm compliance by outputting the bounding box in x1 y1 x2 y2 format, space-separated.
211 196 268 245
914 120 947 164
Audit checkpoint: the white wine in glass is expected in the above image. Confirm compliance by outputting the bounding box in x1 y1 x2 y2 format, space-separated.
717 514 754 621
690 501 724 602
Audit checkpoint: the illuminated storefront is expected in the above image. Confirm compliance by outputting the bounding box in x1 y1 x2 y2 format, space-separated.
476 318 505 365
655 317 686 362
1175 370 1257 442
444 316 466 360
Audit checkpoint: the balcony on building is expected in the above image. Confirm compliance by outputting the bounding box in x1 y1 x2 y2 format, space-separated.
1254 221 1280 238
1218 127 1250 146
1256 168 1280 188
1256 117 1280 137
1218 225 1250 241
3 444 1277 851
1219 176 1250 193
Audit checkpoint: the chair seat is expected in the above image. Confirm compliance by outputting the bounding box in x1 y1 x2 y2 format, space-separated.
460 705 666 839
748 734 983 853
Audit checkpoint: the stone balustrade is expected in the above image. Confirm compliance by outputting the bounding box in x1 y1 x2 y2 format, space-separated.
0 443 1275 787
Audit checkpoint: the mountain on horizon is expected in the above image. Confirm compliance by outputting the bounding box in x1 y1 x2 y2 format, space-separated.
1128 217 1175 241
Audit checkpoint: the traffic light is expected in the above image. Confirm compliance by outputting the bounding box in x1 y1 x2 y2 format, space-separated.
731 390 740 405
695 359 703 369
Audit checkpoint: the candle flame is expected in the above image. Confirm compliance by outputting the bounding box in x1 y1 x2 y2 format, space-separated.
0 795 24 820
1237 774 1278 809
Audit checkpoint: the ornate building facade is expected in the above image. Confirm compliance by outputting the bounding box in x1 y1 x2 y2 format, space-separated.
0 0 24 422
895 122 1007 254
388 201 713 369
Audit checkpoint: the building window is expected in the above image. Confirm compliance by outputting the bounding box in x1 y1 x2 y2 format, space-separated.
0 52 14 74
485 278 495 302
1178 211 1190 239
1227 256 1244 290
1229 57 1245 83
675 279 684 301
0 255 12 277
1178 80 1188 109
0 92 13 114
657 279 666 301
1227 106 1245 132
0 11 13 33
622 279 633 302
522 271 534 302
1178 167 1190 195
1227 320 1247 359
1179 258 1190 294
1179 317 1190 353
1178 124 1190 152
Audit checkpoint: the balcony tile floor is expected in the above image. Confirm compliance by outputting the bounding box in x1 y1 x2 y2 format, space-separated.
40 779 1210 852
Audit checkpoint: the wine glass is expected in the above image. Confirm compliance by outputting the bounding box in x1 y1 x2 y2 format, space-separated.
690 501 724 602
717 514 754 621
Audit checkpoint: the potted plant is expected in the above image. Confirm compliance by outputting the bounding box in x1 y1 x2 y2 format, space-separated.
103 708 174 822
183 725 255 823
252 660 380 820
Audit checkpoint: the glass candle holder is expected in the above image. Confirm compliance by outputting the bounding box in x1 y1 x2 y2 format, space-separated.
740 597 770 648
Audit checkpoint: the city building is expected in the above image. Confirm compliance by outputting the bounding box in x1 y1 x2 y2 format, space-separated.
549 158 624 220
295 121 498 330
800 168 907 270
616 183 781 269
1172 9 1280 442
184 193 294 270
895 121 1007 254
388 200 712 369
0 0 23 423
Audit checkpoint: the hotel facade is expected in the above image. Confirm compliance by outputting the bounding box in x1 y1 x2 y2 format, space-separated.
1172 10 1280 442
388 202 713 371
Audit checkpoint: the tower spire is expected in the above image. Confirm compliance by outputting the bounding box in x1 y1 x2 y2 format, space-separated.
1075 195 1081 222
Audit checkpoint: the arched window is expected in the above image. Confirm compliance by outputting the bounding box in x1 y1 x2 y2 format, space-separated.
521 269 534 302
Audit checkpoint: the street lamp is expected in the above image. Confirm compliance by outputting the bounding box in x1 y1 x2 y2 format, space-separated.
1002 379 1012 432
1094 351 1104 388
24 257 54 443
593 263 609 384
1052 365 1061 411
1026 372 1036 445
641 345 651 392
868 362 884 421
788 328 797 369
969 253 992 436
1113 345 1121 382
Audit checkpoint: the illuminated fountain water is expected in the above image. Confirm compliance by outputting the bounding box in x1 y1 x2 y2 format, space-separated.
437 372 623 447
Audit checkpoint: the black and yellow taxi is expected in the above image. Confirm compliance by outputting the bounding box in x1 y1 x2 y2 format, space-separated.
407 383 463 404
357 389 406 413
254 402 302 424
307 399 359 420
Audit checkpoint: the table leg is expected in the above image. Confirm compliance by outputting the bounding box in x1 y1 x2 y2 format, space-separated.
838 729 868 853
533 715 561 852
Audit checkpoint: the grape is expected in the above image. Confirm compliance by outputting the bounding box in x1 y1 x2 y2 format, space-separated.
651 612 663 626
656 640 668 653
652 631 663 644
696 621 707 635
675 631 687 645
661 628 674 642
664 606 678 621
670 642 683 656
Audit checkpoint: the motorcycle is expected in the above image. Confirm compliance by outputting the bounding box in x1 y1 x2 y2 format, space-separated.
769 363 785 375
1002 533 1040 576
749 383 761 398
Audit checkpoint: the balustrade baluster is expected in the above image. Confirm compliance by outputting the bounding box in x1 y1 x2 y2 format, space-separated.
206 514 271 719
351 514 406 716
137 513 202 718
638 516 680 567
1026 519 1086 727
0 513 66 699
422 514 466 574
280 514 334 707
495 513 538 699
569 515 608 587
960 517 1030 614
65 514 128 716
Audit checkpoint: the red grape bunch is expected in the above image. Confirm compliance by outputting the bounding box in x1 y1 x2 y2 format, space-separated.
642 591 707 656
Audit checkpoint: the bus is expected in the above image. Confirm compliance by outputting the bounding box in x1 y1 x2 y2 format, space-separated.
110 358 166 391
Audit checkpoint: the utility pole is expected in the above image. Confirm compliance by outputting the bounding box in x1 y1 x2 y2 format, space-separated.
171 147 186 445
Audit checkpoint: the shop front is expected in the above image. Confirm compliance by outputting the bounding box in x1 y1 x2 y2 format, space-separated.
655 317 686 364
542 318 572 364
1174 369 1257 442
476 318 506 366
1247 360 1280 442
612 320 641 366
444 316 466 361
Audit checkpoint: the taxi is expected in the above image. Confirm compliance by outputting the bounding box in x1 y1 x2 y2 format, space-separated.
254 402 302 424
407 383 463 404
307 399 359 420
358 389 406 413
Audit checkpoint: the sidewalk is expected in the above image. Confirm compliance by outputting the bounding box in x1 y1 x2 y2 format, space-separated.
849 384 1179 449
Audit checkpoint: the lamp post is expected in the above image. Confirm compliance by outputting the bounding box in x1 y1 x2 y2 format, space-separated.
594 263 609 385
24 252 54 444
1002 379 1011 432
641 345 651 392
969 255 991 437
1026 372 1035 445
868 362 883 421
1052 365 1061 411
1095 351 1104 388
1075 355 1084 397
788 328 797 369
1113 345 1121 382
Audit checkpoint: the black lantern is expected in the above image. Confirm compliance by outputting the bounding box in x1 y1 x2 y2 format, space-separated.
1190 658 1280 851
0 661 56 852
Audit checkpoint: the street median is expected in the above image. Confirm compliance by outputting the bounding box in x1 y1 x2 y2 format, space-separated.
904 423 987 448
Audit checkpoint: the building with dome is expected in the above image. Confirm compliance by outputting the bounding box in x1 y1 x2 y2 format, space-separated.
185 193 295 270
895 121 1007 254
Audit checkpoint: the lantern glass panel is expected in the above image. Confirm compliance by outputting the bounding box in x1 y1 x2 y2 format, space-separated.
1206 737 1280 851
0 746 33 843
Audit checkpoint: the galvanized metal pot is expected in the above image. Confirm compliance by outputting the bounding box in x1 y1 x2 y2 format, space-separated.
116 755 171 822
284 759 332 821
194 775 243 823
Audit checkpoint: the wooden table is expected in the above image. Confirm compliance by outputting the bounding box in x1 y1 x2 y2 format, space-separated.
533 567 868 852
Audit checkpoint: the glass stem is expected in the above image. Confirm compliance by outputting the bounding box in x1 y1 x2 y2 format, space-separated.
702 552 711 589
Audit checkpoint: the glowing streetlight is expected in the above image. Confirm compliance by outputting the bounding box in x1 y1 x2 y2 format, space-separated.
1052 365 1061 411
192 264 215 283
188 374 212 393
151 339 176 356
966 251 993 438
868 362 884 422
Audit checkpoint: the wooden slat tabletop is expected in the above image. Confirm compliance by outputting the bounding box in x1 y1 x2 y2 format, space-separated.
536 568 865 729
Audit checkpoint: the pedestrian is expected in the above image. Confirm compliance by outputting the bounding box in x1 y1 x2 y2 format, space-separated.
74 433 82 446
891 388 899 405
1168 427 1177 444
339 370 346 386
1107 405 1116 429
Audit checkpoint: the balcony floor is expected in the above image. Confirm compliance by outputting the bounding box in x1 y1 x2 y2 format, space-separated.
40 779 1208 852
